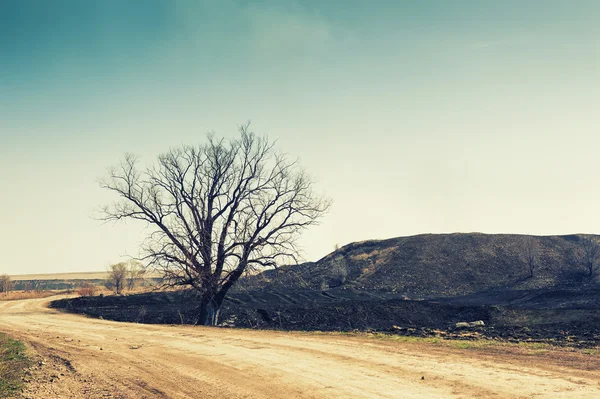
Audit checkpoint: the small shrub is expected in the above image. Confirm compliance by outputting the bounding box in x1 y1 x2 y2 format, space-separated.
78 283 97 297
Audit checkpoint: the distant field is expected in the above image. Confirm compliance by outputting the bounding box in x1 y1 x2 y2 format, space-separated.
9 271 110 281
10 271 161 281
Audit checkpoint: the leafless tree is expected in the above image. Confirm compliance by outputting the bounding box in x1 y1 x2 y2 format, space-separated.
100 125 330 325
0 274 12 295
107 262 128 294
522 236 539 278
127 260 146 291
580 236 600 278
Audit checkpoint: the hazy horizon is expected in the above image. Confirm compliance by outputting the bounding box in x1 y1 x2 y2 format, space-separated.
2 1 599 274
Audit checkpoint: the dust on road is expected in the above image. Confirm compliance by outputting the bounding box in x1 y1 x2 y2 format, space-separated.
1 297 598 399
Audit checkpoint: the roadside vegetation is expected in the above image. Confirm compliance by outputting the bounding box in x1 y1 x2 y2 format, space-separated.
0 333 30 398
334 330 599 354
0 290 60 301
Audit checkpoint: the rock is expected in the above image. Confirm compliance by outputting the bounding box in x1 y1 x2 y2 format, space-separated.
456 320 485 329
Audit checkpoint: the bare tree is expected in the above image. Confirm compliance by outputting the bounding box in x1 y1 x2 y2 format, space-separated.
580 236 600 278
0 274 12 295
522 236 539 278
127 260 146 291
107 262 128 295
100 125 330 325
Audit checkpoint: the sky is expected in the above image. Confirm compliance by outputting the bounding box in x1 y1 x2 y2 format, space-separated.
1 0 599 275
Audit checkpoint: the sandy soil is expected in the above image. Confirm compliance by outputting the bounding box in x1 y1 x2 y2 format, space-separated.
0 297 598 399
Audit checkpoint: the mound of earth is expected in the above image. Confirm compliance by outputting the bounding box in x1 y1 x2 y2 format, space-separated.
250 233 600 297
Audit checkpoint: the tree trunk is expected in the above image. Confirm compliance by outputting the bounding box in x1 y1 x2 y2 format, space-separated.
196 271 243 326
529 262 534 278
198 296 222 326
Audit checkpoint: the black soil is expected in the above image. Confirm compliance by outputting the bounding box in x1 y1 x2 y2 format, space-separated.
50 286 600 348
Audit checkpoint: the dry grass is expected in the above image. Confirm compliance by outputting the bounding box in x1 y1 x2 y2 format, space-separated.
0 290 65 301
0 333 30 397
352 253 371 261
334 331 600 358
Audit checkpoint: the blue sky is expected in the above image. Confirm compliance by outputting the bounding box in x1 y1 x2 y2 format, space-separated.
1 1 599 274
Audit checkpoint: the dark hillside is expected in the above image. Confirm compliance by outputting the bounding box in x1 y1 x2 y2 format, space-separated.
250 233 598 298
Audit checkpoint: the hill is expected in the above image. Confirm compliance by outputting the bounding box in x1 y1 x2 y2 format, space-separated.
251 233 599 298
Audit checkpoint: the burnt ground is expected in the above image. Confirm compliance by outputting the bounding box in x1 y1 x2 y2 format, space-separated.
50 285 600 348
30 234 600 348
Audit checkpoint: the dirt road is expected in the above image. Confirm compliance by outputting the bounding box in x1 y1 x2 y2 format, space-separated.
0 297 598 399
